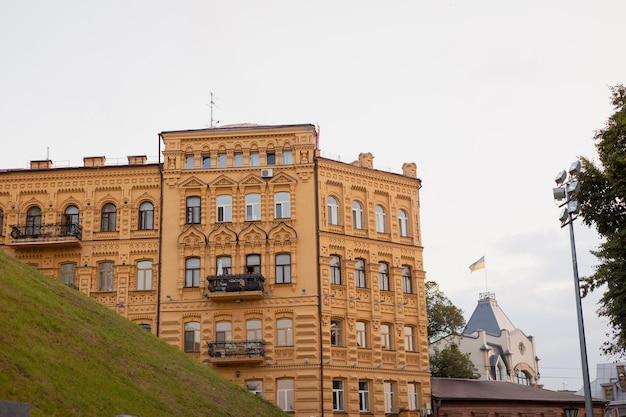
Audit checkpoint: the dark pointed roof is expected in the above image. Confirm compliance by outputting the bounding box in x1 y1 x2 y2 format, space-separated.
463 292 516 336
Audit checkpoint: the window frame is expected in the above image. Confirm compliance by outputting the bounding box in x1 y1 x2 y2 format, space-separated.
407 382 419 411
282 150 293 165
274 191 290 219
186 196 201 224
330 255 341 285
327 196 340 225
352 200 364 229
275 253 292 284
381 323 392 350
217 256 231 276
138 201 154 230
217 195 232 223
100 204 117 232
184 155 195 169
246 319 263 341
98 261 114 292
277 318 293 346
184 321 201 352
402 265 412 294
375 204 386 233
379 262 390 291
355 258 366 288
137 260 153 290
276 378 294 412
246 254 261 274
404 326 415 352
356 321 367 348
245 193 261 221
26 206 42 236
398 209 409 237
332 379 345 412
359 380 370 412
61 263 77 288
384 381 395 413
330 319 343 347
185 257 201 288
249 152 260 166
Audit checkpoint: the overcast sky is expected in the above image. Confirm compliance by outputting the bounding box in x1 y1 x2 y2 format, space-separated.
2 1 624 391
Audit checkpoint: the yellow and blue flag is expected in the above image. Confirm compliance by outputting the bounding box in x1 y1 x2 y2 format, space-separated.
469 256 485 273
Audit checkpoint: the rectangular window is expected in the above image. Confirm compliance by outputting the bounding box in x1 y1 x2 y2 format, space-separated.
402 266 413 294
384 381 395 413
277 379 294 412
246 194 261 221
330 320 342 346
234 153 244 167
379 262 390 291
184 155 195 169
277 318 293 346
217 195 232 222
408 383 419 411
266 152 276 165
98 262 114 292
404 326 415 352
202 155 211 168
186 197 201 224
330 256 341 285
246 254 261 274
355 259 366 288
275 254 291 283
356 321 367 348
359 381 370 412
185 258 200 287
249 152 260 166
282 150 293 165
61 263 77 288
217 153 227 168
274 192 290 218
332 380 344 411
381 323 392 350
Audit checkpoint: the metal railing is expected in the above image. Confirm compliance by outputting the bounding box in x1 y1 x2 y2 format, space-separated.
10 223 82 240
207 340 265 359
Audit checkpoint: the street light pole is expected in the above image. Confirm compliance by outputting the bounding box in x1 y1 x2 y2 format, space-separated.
553 160 593 417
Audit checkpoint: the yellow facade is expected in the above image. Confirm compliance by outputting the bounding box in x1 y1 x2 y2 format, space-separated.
0 124 430 416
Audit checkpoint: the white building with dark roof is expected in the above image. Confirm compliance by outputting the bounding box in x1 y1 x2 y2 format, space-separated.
432 292 541 386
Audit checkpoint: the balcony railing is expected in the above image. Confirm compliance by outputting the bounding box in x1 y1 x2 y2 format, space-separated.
207 340 265 364
9 223 82 245
206 273 265 301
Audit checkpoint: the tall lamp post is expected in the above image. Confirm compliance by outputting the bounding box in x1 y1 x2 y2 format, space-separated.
553 160 593 417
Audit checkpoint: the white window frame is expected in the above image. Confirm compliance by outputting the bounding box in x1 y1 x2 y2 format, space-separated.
246 193 261 221
217 195 232 222
327 196 339 225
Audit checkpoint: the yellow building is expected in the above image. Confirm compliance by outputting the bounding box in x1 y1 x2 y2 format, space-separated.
0 123 429 416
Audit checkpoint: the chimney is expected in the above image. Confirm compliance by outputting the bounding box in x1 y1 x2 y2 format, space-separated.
83 156 106 167
127 155 147 165
30 160 53 169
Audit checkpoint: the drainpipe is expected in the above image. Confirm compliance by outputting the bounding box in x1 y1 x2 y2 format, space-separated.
156 133 164 337
313 139 324 417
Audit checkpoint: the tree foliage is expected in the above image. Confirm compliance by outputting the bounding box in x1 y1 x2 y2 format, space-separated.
426 280 466 343
430 345 480 379
578 84 626 357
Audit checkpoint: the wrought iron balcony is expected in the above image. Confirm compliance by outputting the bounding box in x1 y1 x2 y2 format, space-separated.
206 273 265 301
207 340 265 364
8 223 82 246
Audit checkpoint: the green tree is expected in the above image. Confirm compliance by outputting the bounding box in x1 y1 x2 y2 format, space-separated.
426 280 466 343
430 345 480 379
578 84 626 357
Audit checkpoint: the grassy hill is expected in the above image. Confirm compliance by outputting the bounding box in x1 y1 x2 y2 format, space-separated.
0 251 286 417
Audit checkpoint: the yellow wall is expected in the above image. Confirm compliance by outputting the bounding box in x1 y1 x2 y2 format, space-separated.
0 124 430 416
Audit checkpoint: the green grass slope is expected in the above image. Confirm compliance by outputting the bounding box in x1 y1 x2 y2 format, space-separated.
0 251 286 417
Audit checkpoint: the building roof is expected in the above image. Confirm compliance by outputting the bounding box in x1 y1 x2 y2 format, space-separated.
431 378 599 404
463 293 516 336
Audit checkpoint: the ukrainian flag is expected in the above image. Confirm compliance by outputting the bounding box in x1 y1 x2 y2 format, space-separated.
469 256 485 272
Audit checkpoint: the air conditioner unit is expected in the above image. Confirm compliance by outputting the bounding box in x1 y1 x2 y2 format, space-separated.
261 168 273 178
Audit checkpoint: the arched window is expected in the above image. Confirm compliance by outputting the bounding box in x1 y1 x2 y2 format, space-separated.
375 205 386 233
276 254 291 283
327 196 339 225
185 257 200 287
245 193 261 221
398 209 409 237
101 203 116 232
184 321 200 352
330 255 341 285
186 196 201 224
137 260 153 290
355 258 366 288
26 206 42 236
352 201 364 229
63 205 79 236
516 370 530 385
139 201 154 230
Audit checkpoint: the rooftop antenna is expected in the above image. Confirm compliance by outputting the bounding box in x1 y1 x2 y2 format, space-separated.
208 92 220 128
